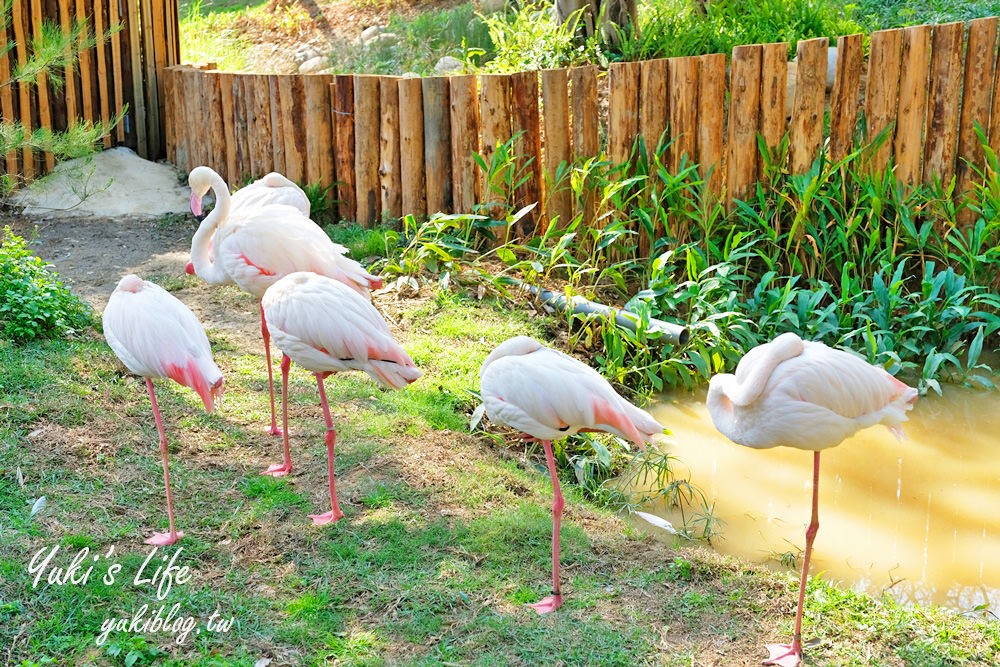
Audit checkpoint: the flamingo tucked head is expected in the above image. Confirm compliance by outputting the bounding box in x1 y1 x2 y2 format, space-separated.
115 274 145 294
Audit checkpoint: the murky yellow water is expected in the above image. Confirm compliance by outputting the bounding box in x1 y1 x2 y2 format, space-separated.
642 387 1000 615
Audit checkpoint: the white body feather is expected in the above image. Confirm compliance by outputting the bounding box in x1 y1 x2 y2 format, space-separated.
262 272 422 389
706 332 918 451
103 275 224 411
479 336 663 446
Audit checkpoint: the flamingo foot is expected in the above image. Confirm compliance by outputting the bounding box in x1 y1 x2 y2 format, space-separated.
267 425 284 437
763 643 801 667
262 462 292 477
527 594 563 614
144 530 184 546
308 509 344 526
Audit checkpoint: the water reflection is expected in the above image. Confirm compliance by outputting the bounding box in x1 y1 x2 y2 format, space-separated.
642 387 1000 616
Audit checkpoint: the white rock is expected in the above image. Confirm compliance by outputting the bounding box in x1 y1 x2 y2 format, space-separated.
298 56 329 74
370 32 399 48
434 56 464 74
360 25 385 44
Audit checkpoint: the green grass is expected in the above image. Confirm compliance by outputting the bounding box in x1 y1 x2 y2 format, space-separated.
2 286 998 665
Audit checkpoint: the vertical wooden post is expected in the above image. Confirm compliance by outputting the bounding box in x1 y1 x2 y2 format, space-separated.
0 6 18 179
354 74 381 226
697 53 727 199
379 76 402 220
727 45 762 209
125 0 147 157
91 0 112 149
278 75 306 185
398 77 426 219
788 38 828 175
607 62 640 169
12 1 35 180
268 74 285 175
479 74 513 218
541 68 572 229
864 28 904 174
958 18 999 222
333 75 356 222
638 58 668 160
218 72 238 183
570 65 599 227
449 74 480 215
304 74 335 199
109 0 126 142
422 76 452 215
511 70 542 238
758 43 789 175
894 25 931 185
828 34 864 163
922 21 965 187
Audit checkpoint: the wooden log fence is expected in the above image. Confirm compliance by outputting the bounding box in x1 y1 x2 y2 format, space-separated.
172 17 1000 242
1 0 178 188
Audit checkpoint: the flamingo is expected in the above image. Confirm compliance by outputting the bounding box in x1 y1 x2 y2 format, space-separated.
187 166 381 461
706 332 918 667
102 274 224 546
478 336 664 613
261 271 422 524
185 169 311 273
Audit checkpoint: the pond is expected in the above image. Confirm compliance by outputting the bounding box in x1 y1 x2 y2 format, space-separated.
638 387 1000 617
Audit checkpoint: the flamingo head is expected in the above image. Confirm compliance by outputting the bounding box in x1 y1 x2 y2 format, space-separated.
187 166 217 217
114 274 145 294
480 336 543 373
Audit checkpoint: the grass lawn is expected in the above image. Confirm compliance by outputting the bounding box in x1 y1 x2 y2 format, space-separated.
1 232 998 666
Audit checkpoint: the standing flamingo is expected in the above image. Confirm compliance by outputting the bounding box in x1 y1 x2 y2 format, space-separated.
185 167 311 275
261 271 421 524
102 274 224 546
479 336 664 613
187 166 381 462
706 332 918 667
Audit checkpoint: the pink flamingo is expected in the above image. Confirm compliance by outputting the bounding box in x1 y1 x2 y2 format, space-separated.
261 271 422 524
707 332 918 667
187 166 381 463
102 274 224 546
479 336 664 613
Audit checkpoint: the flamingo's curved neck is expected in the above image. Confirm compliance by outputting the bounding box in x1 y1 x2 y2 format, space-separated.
190 171 232 284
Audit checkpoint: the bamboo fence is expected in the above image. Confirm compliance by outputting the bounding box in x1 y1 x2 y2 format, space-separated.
1 0 178 186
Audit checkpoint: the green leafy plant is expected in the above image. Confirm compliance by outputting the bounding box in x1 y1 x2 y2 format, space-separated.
0 227 93 341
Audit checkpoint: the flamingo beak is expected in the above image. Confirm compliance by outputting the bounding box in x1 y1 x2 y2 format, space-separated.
185 262 195 276
190 191 202 217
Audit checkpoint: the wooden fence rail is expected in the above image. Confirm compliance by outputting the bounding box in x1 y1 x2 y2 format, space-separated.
1 0 178 187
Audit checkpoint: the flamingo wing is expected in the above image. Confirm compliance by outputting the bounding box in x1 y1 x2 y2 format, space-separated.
480 341 662 446
232 173 311 217
217 207 376 298
103 276 223 411
263 272 420 389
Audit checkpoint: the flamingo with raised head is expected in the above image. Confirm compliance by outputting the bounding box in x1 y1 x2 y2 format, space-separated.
707 332 919 667
185 169 311 276
187 166 381 461
103 274 224 546
262 271 421 524
479 336 664 613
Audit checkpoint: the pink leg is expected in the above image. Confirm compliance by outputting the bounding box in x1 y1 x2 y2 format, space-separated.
144 379 184 546
262 354 294 476
764 451 821 667
260 301 282 436
528 439 564 614
308 374 344 525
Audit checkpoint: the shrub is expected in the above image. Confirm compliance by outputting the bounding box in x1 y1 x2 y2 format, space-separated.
0 227 93 341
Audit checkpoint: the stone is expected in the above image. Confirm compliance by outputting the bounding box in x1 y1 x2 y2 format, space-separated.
434 55 464 74
360 25 385 44
298 56 328 74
